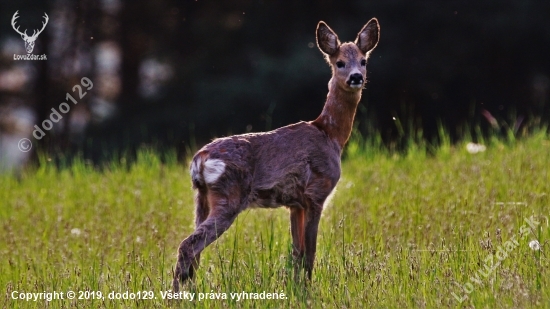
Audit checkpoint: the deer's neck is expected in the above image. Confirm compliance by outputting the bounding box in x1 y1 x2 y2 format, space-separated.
312 78 362 149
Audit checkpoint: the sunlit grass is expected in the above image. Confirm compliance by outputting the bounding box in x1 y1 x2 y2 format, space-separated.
1 132 549 308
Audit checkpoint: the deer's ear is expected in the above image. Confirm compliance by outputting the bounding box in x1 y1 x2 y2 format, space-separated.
316 21 340 56
355 18 379 54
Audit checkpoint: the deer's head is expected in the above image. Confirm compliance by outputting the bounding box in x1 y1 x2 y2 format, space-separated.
316 19 379 92
11 11 49 54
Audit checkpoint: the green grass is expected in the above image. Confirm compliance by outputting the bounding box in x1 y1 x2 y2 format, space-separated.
1 132 549 308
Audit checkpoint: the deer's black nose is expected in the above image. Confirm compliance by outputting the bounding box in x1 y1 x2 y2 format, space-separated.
347 73 363 86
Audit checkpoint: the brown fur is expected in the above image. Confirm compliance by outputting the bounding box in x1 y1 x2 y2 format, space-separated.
173 18 380 291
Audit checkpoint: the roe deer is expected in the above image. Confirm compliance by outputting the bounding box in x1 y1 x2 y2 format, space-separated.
173 18 380 291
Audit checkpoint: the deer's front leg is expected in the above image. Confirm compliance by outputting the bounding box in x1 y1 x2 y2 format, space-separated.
304 206 322 280
290 207 306 280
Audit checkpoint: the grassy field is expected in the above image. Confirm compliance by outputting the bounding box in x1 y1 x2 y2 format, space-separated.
1 132 549 308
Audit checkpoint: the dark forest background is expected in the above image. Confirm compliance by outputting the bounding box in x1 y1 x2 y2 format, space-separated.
1 0 549 170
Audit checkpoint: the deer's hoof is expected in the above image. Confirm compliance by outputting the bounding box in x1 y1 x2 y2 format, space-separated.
172 278 180 293
173 263 190 292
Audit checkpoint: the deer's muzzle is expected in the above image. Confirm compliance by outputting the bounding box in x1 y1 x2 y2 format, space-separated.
347 73 364 88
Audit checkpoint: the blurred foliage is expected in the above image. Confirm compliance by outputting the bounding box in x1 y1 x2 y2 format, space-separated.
0 0 549 163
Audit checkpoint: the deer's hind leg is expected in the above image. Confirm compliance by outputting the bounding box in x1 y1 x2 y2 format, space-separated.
187 188 210 280
173 187 243 292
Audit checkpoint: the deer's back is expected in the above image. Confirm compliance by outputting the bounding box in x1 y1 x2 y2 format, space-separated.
191 121 342 209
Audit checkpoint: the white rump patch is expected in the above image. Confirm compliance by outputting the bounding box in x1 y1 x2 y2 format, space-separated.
203 159 226 184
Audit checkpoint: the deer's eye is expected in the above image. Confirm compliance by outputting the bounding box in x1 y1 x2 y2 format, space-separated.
360 59 366 66
336 61 345 69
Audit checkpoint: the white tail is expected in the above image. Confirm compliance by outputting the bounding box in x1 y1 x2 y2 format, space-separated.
173 18 380 291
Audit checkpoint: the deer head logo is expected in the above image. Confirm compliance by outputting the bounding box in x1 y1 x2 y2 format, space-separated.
11 11 49 54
